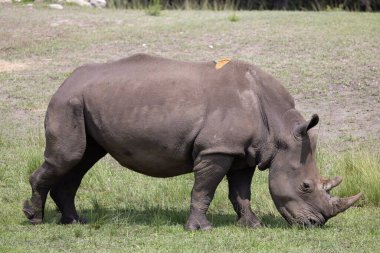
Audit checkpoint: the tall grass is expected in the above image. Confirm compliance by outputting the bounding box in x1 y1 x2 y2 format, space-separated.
318 148 380 206
333 151 380 206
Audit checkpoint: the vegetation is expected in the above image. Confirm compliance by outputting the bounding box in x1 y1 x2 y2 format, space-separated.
105 0 380 11
0 5 379 252
228 11 240 22
146 0 162 15
318 149 380 206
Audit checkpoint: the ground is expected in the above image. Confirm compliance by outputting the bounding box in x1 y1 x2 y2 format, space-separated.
0 3 379 252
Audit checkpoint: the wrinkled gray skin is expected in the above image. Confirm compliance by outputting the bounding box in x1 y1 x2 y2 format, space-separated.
23 54 361 229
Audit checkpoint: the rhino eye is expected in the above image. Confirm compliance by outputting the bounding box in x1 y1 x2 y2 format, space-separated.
301 180 314 192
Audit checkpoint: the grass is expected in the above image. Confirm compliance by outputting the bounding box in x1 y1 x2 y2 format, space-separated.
0 139 379 252
318 149 380 206
0 4 379 252
338 152 380 206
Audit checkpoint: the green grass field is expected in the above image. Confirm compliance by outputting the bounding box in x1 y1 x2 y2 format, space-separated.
0 4 379 252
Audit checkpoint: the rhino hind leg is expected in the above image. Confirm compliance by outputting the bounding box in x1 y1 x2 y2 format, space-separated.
185 154 233 231
23 161 57 224
50 137 106 224
23 97 88 224
227 168 263 228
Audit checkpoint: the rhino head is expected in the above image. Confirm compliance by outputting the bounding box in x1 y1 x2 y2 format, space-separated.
267 111 362 227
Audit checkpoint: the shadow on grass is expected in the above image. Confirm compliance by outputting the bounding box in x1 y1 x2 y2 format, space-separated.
260 214 289 228
33 205 289 229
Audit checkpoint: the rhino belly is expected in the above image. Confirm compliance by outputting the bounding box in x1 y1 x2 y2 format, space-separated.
88 118 201 177
110 150 194 177
83 93 206 177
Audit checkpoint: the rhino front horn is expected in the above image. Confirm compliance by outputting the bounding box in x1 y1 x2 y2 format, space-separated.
330 192 363 217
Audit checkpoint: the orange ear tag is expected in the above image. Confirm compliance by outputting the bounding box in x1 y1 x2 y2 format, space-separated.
214 57 231 70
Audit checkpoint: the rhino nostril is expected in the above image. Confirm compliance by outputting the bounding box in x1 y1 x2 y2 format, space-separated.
308 218 318 226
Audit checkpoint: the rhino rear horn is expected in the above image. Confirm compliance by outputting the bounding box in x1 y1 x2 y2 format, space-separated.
323 176 343 192
295 114 319 137
330 192 363 217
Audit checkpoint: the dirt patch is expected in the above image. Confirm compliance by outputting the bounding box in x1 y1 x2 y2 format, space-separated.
0 60 28 73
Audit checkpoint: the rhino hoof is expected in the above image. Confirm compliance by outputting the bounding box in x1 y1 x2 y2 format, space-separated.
22 200 43 225
237 217 263 228
60 216 88 225
185 219 212 231
185 223 212 231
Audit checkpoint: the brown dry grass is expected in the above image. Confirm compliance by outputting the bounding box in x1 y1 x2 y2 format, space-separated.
0 60 28 73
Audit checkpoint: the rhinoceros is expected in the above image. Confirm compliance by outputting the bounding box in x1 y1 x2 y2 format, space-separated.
23 54 362 229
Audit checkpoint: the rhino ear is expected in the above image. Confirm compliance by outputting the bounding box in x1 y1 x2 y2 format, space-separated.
295 114 319 137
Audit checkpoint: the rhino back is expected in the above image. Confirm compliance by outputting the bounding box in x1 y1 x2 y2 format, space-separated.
49 54 262 177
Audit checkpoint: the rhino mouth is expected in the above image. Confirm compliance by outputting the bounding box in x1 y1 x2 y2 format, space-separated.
295 215 326 227
279 206 326 228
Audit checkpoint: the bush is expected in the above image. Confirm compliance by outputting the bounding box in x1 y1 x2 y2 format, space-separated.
228 12 240 22
146 0 161 16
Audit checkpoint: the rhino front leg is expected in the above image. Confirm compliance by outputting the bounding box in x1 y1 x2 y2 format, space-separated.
227 168 263 228
185 154 233 231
